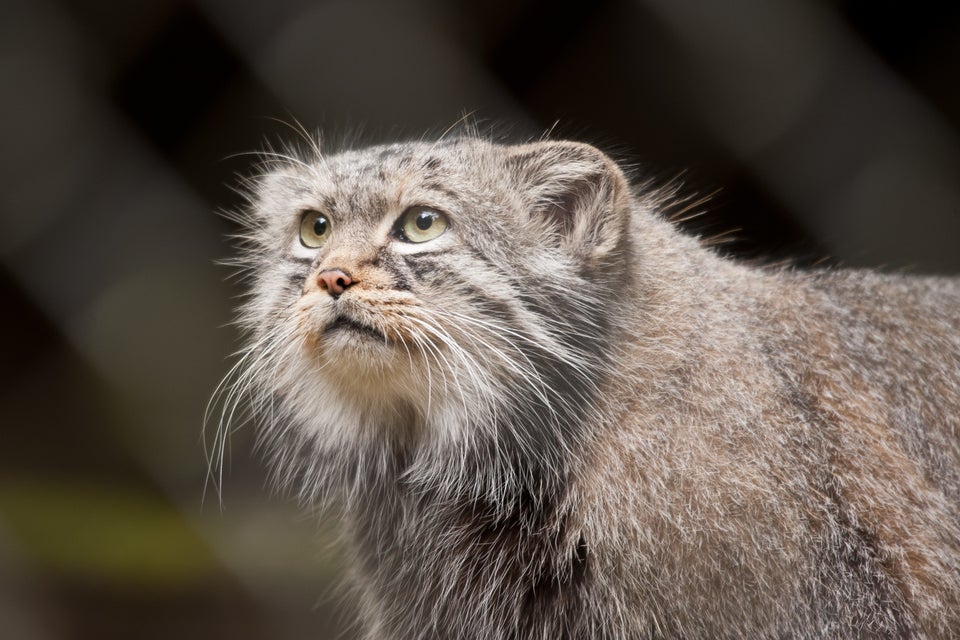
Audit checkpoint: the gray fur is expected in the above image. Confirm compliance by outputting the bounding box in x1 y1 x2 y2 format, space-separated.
219 136 960 638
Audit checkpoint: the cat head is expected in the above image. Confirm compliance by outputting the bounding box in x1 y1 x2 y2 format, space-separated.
225 137 634 499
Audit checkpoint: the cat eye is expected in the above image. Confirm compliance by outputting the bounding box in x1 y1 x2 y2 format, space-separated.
299 210 331 248
398 206 448 243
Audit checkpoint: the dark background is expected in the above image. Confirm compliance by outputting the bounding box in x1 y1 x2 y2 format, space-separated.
2 1 959 638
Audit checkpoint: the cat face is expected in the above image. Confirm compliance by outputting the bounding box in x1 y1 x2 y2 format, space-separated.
233 137 631 462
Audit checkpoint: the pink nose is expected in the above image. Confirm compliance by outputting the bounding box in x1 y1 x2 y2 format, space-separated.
317 269 353 296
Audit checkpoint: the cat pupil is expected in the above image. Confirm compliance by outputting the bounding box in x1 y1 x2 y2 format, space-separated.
415 212 433 230
313 216 328 236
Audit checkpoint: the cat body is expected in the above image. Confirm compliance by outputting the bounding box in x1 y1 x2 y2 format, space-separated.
229 137 960 638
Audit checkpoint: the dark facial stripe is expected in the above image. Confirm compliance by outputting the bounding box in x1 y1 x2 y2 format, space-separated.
289 267 311 292
402 254 441 281
368 248 412 292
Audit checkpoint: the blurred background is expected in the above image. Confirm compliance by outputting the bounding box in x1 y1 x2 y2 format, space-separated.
1 0 958 638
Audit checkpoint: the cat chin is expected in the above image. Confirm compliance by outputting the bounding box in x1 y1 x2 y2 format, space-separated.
290 351 494 446
319 326 395 359
304 346 431 411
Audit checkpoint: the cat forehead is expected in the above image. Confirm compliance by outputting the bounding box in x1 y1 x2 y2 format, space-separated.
321 138 500 180
257 138 509 219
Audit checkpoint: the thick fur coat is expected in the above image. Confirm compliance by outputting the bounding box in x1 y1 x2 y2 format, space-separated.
221 136 960 638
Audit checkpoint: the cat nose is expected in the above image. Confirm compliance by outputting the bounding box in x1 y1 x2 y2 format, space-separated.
317 269 353 297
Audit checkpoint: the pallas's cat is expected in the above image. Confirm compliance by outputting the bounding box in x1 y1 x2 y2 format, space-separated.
223 136 960 638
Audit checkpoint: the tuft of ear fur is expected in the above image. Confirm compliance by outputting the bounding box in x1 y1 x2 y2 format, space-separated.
506 141 631 262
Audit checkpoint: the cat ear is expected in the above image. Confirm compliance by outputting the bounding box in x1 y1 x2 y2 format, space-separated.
506 141 630 261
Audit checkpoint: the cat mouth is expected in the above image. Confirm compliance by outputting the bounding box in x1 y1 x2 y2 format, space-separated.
325 315 386 342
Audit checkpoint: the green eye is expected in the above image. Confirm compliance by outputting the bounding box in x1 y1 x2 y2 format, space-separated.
299 210 331 248
400 206 448 243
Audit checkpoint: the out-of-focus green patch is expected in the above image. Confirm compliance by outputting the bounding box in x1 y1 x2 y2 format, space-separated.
0 478 218 586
